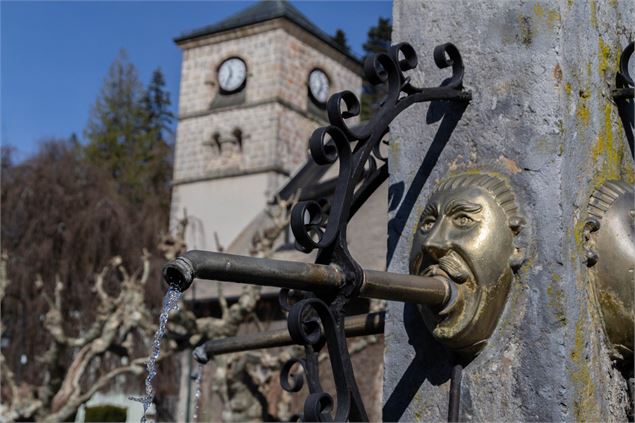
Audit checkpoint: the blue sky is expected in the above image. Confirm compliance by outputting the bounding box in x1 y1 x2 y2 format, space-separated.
1 1 392 161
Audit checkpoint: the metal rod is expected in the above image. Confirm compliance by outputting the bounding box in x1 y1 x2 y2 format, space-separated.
163 251 454 307
193 311 385 363
163 250 345 293
361 269 450 306
447 363 463 422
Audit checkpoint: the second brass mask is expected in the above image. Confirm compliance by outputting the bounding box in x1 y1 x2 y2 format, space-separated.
410 173 525 355
584 180 634 361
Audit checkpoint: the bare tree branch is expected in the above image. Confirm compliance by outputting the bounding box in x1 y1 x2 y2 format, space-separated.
139 248 151 286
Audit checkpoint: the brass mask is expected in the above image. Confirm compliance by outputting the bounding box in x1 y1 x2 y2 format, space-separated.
410 174 524 354
584 180 634 360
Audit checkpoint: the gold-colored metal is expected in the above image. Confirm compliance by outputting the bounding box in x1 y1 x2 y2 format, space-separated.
163 251 345 293
360 270 451 306
584 180 634 360
410 173 525 355
163 250 454 306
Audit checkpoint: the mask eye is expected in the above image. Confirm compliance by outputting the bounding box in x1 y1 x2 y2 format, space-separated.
420 216 436 232
453 214 475 228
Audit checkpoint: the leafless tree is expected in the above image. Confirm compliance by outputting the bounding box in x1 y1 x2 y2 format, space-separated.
0 141 174 421
1 250 158 421
1 142 383 422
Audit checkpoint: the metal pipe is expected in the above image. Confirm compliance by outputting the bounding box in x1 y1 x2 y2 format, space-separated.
163 250 453 307
447 363 463 422
361 269 450 306
163 250 345 293
193 312 385 364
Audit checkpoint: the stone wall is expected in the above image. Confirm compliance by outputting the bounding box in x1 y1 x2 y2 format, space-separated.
173 20 362 184
173 103 280 183
384 0 633 421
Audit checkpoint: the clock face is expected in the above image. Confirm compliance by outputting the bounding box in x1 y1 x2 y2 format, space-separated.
218 57 247 93
308 69 330 104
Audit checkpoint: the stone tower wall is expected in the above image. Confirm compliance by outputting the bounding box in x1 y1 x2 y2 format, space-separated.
171 18 361 251
173 20 362 184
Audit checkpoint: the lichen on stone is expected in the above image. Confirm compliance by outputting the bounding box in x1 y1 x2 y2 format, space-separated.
570 307 600 421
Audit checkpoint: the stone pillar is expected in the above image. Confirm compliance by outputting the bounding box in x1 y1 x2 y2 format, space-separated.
384 1 633 421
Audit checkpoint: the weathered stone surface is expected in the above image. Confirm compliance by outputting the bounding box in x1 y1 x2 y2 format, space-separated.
384 1 633 421
174 22 362 184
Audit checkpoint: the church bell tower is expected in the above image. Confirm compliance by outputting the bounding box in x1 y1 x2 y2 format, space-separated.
171 0 362 251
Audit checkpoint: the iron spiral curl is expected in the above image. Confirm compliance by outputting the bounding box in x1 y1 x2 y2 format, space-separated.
619 42 634 88
291 125 353 253
614 41 634 99
287 298 357 422
280 357 307 393
290 42 470 256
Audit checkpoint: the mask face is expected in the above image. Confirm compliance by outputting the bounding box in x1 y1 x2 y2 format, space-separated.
586 181 634 359
410 175 520 353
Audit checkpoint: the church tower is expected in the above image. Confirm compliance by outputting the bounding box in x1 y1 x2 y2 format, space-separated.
171 1 362 251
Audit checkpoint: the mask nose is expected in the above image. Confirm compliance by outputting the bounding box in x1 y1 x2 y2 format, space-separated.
421 221 450 261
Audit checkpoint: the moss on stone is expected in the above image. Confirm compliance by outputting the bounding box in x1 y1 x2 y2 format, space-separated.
572 216 588 259
598 38 612 77
576 100 590 126
591 102 624 192
547 276 566 326
531 3 560 28
517 15 533 45
547 9 561 27
570 308 600 421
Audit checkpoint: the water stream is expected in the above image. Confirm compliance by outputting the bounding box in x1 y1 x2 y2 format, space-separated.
192 362 204 422
129 287 182 423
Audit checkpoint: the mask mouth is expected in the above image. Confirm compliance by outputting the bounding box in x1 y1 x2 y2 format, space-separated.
438 251 471 283
422 264 449 279
421 250 472 317
423 251 471 281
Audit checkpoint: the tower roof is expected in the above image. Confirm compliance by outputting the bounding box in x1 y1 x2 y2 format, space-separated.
174 0 361 64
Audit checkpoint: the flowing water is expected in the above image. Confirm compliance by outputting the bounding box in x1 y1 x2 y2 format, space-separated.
192 362 204 422
129 287 182 423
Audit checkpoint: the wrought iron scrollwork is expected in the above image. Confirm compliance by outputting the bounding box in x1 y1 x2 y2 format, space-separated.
291 42 470 261
286 298 366 422
612 42 634 159
613 41 634 99
280 357 307 393
283 42 471 421
165 40 471 423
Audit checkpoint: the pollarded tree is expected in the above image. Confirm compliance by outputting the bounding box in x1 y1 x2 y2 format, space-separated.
0 139 174 421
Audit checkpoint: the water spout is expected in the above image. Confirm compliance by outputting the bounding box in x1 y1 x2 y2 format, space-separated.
129 287 182 423
163 250 454 307
192 362 204 422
